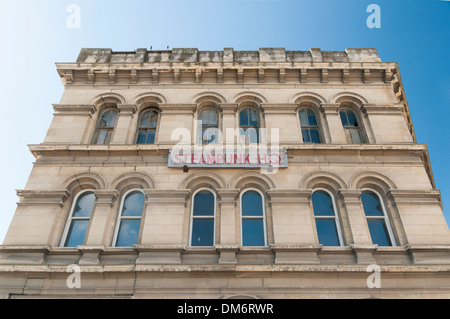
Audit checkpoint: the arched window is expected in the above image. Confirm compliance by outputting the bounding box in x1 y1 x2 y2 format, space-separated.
199 108 219 144
190 189 216 246
239 107 260 144
299 108 322 143
136 109 159 144
61 191 96 247
361 190 395 246
339 108 365 144
241 189 266 246
93 108 118 145
113 190 145 247
311 190 343 246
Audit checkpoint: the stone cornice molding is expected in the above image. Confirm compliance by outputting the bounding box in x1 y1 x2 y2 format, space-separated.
16 189 70 207
52 104 97 116
143 189 191 206
117 104 137 115
387 189 442 209
91 190 119 207
319 103 341 114
158 104 197 114
261 103 298 114
360 103 405 115
266 189 312 204
337 189 362 205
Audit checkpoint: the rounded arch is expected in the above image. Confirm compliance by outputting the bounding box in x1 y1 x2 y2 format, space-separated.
60 172 107 193
300 171 347 193
180 171 226 191
133 92 167 112
192 92 227 105
108 171 156 194
349 171 397 192
228 171 275 192
290 91 327 105
330 92 369 106
231 91 268 105
90 93 126 108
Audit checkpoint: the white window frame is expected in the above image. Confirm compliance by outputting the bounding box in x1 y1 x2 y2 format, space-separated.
240 188 268 247
60 190 96 247
339 107 365 144
92 108 119 145
189 188 217 247
135 108 160 144
112 189 145 247
239 107 261 144
361 189 397 246
197 107 220 145
311 188 344 247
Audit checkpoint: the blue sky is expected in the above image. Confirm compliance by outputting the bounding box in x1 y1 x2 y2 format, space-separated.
0 0 449 243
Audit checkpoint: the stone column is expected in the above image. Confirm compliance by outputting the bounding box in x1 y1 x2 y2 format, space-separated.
111 104 138 144
217 189 239 245
360 103 413 143
3 190 70 246
267 189 315 244
387 190 450 246
338 189 377 264
85 190 118 246
261 104 301 144
156 104 197 144
267 189 321 264
45 104 97 144
219 104 238 145
140 189 191 245
319 103 346 144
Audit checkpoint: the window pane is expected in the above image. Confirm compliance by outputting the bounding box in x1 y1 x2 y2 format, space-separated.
361 192 384 217
201 109 218 126
202 128 218 144
149 111 158 128
299 109 308 127
191 218 214 246
249 109 259 127
193 191 215 216
240 128 259 144
116 219 141 247
137 130 148 144
72 192 95 218
99 109 117 128
139 111 151 127
367 219 392 246
346 110 358 127
95 129 107 145
146 129 156 144
242 191 263 217
315 219 340 246
310 129 321 143
349 128 363 144
312 191 335 216
64 220 89 247
307 110 318 126
302 129 311 143
242 219 265 246
121 191 145 217
339 111 349 127
240 109 249 126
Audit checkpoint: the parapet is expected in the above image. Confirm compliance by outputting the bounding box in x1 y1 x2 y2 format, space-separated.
75 47 382 64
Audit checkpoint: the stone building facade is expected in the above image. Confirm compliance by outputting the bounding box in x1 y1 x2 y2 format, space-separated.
1 47 450 299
